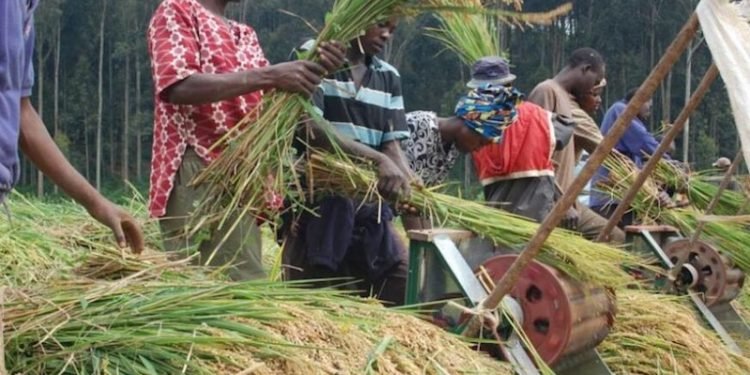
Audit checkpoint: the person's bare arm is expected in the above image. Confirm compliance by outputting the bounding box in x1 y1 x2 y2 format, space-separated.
165 43 346 105
19 98 145 253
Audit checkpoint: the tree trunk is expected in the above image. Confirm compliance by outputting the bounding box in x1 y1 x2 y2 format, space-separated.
108 46 115 179
96 0 107 190
53 20 61 194
122 55 130 182
135 53 143 182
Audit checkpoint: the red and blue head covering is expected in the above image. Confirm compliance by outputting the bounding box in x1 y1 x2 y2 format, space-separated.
454 84 525 143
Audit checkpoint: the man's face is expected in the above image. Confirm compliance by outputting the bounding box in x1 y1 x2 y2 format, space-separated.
639 99 653 120
355 18 398 56
580 86 603 114
573 64 606 98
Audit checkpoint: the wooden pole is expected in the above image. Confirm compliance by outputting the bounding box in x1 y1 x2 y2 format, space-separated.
597 63 720 242
464 13 701 336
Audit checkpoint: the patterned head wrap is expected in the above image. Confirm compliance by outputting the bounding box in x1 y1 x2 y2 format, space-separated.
454 84 525 143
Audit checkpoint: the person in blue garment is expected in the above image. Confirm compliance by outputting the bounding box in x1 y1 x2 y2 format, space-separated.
590 88 672 226
1 0 144 252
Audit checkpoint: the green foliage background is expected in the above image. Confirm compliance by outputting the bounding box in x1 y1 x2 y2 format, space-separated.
23 0 737 198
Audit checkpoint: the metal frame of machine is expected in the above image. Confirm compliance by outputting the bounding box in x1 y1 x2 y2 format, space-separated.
625 225 750 354
406 229 614 375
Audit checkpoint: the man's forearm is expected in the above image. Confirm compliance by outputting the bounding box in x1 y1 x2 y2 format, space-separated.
19 98 102 210
381 140 414 179
165 69 273 105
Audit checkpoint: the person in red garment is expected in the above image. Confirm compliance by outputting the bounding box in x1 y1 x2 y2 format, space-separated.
146 0 350 280
471 58 573 223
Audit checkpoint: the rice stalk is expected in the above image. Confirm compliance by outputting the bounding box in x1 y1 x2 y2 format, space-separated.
4 277 511 374
598 154 750 274
426 0 504 65
306 151 655 287
600 289 750 374
653 159 749 215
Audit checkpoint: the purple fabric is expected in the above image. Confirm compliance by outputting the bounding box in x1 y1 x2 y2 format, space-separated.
590 100 666 208
0 0 38 190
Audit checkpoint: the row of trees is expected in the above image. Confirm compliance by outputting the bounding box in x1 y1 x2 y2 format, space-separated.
23 0 736 198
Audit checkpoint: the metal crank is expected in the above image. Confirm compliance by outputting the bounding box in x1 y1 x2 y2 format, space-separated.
406 228 614 375
625 225 750 354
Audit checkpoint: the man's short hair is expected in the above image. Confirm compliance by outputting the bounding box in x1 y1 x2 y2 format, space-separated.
567 48 605 71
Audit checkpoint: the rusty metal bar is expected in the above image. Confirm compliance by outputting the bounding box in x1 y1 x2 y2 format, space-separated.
597 63 720 242
463 13 701 334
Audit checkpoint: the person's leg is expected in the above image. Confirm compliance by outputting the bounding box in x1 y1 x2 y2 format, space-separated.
374 259 408 306
159 149 207 257
348 221 408 307
199 209 264 281
576 205 625 243
159 149 264 280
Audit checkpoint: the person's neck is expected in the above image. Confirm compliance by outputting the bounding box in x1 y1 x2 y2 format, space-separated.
347 47 367 66
198 0 229 17
553 68 576 94
438 117 462 145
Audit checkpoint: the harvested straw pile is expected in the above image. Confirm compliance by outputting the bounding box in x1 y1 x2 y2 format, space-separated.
306 152 654 286
1 194 509 374
0 192 204 285
600 289 750 374
4 278 510 374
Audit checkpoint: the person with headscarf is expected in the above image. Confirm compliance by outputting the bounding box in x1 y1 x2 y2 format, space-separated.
402 57 538 229
469 60 573 222
402 57 515 189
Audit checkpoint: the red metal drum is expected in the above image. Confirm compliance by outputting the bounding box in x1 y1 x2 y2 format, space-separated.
479 255 615 366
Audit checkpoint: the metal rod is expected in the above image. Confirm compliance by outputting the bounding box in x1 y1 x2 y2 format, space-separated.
464 13 701 334
597 63 720 242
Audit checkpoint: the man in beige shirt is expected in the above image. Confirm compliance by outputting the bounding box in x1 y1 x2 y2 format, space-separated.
528 48 625 243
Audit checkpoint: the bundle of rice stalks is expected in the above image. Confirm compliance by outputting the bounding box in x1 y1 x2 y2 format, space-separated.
425 0 571 65
599 289 750 374
599 154 750 273
4 278 511 374
653 159 749 215
426 0 504 65
306 152 654 287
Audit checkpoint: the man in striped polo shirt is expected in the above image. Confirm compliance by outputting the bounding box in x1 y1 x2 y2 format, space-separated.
282 19 413 306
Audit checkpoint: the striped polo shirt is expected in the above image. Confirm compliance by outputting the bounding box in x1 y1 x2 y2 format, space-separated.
300 41 409 150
